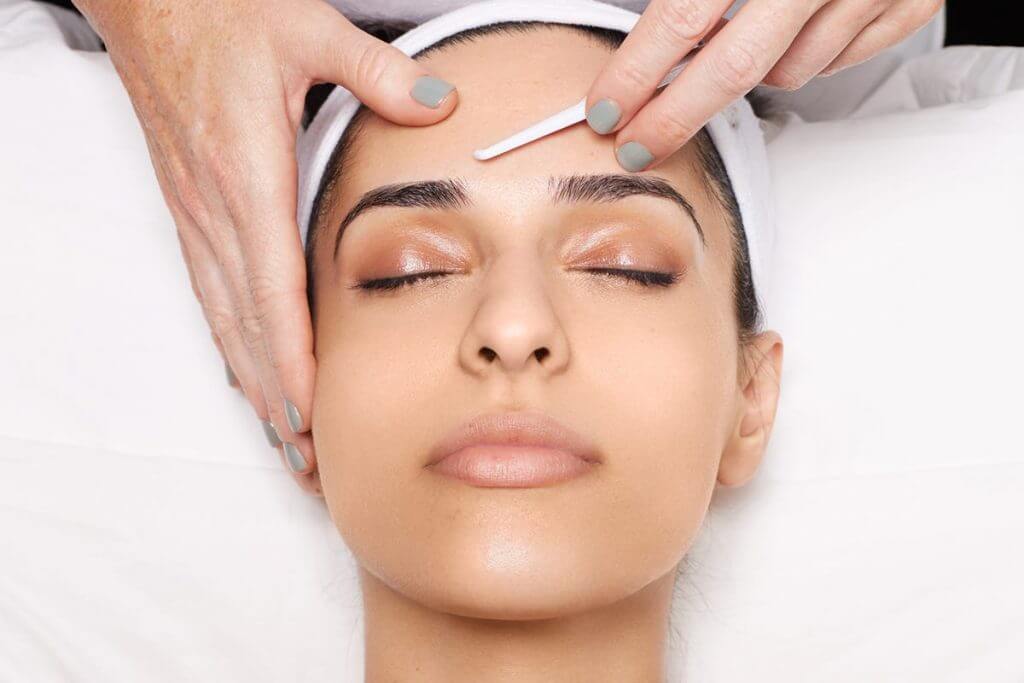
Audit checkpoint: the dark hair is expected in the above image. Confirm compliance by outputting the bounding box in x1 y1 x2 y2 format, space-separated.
304 21 764 348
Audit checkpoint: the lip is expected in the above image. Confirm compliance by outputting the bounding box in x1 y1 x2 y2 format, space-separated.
425 411 602 488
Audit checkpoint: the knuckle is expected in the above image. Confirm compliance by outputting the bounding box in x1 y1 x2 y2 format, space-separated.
265 344 291 376
615 59 654 93
765 64 807 91
651 107 700 147
348 42 396 92
247 271 289 314
237 308 264 346
655 0 716 43
205 303 239 341
708 40 765 94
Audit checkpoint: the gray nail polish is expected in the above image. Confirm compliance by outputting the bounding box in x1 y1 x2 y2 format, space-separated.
586 98 622 135
284 398 303 432
261 420 282 448
283 442 307 473
411 75 455 108
616 141 655 172
225 361 238 387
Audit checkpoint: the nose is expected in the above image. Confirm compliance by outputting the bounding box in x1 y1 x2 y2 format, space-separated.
457 255 569 378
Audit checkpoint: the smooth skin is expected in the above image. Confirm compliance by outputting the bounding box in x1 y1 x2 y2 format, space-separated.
307 27 782 682
587 0 945 170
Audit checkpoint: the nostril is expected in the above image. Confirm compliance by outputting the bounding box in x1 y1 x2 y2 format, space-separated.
480 347 497 362
534 348 550 362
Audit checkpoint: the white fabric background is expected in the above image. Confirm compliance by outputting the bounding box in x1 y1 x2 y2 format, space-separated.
1 2 1021 681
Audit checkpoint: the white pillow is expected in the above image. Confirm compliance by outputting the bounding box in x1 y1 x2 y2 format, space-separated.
1 3 1021 680
670 46 1024 681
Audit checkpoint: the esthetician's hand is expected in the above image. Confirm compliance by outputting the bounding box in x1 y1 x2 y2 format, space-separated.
585 0 943 171
71 0 458 494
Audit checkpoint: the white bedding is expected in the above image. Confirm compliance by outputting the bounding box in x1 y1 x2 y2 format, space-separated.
1 3 1022 681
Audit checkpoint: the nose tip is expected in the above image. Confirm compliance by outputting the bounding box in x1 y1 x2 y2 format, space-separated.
461 295 567 378
477 344 552 371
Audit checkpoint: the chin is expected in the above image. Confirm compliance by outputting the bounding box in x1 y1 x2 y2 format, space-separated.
414 569 627 621
376 530 646 621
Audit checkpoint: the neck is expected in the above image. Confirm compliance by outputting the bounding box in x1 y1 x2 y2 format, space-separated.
361 566 677 683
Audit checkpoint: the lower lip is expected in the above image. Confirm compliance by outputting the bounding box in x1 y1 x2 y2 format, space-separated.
427 445 598 488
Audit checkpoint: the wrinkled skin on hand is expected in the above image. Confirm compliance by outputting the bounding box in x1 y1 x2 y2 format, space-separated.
72 0 459 494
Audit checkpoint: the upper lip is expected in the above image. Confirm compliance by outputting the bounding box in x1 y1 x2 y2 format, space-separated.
426 410 603 466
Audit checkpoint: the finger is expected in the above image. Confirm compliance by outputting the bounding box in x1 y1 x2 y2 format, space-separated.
295 3 458 126
279 430 318 479
763 0 889 90
823 0 943 74
261 419 318 483
614 0 822 171
164 203 240 391
214 121 321 478
192 209 318 480
142 131 258 398
291 466 322 497
153 146 272 416
585 0 734 135
141 130 204 305
190 173 317 481
183 219 270 413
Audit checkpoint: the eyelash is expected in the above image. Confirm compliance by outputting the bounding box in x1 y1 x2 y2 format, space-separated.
352 268 680 292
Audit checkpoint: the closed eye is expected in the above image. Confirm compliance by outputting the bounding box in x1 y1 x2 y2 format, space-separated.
350 271 451 292
583 267 680 288
351 267 680 293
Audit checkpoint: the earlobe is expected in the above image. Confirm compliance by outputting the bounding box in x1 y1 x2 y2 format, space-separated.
717 331 784 488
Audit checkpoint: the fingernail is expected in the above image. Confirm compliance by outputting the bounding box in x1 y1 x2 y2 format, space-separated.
586 98 622 135
411 75 455 108
283 442 308 473
261 420 282 448
284 398 303 432
616 141 655 172
225 361 238 387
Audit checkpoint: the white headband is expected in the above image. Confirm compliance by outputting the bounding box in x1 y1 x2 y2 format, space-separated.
296 0 775 304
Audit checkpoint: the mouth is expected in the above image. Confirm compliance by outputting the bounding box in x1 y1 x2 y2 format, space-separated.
425 410 602 488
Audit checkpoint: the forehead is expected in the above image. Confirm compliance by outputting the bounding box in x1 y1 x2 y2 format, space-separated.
331 26 710 200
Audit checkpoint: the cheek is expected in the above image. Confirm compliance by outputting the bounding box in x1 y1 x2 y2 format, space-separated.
310 296 461 568
570 289 739 559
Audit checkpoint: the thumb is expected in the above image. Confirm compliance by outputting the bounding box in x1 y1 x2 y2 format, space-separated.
300 7 458 126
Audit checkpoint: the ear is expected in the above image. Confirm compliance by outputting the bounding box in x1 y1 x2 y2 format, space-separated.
717 330 784 488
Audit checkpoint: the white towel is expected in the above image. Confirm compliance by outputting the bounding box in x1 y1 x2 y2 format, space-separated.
296 0 776 305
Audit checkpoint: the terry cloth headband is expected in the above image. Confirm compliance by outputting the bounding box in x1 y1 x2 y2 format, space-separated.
296 0 775 305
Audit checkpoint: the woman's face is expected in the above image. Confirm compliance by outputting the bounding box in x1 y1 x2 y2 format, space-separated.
308 27 782 619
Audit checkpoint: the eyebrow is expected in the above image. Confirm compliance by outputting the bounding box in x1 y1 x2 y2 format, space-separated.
332 174 703 259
